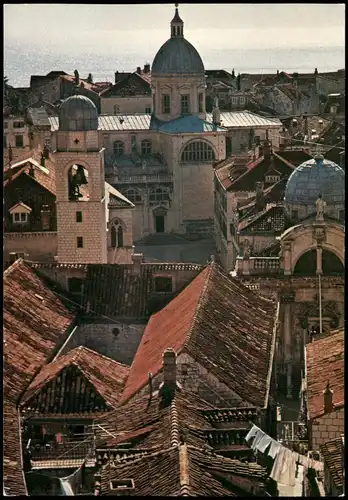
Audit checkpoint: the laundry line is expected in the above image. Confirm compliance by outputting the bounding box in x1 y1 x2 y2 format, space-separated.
245 424 323 487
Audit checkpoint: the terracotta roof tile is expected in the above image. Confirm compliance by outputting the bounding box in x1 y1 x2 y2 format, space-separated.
4 259 75 403
320 437 344 489
306 328 344 420
3 399 28 496
21 346 129 413
3 259 75 496
120 264 277 407
100 444 267 496
81 263 204 320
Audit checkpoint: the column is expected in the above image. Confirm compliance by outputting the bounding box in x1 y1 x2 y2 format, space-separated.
283 242 292 275
316 245 323 275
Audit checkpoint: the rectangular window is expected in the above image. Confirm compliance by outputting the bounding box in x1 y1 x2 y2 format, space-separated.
20 213 27 222
14 213 20 222
145 107 151 113
162 94 171 114
232 97 238 105
154 276 173 292
77 236 84 248
4 122 8 129
181 95 189 114
15 135 24 147
198 93 204 113
13 121 24 129
239 96 246 105
76 211 83 223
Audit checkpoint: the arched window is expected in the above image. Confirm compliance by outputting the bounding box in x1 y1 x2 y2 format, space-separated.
110 221 124 248
149 187 170 203
68 164 89 201
181 141 215 162
141 140 152 155
113 141 124 156
123 188 142 204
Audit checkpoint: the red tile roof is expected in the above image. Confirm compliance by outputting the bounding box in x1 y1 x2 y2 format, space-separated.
306 328 344 420
320 437 344 489
4 259 75 403
3 259 75 496
21 346 130 413
4 149 56 195
120 264 277 408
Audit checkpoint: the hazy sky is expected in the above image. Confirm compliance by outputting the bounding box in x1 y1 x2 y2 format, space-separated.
4 3 345 54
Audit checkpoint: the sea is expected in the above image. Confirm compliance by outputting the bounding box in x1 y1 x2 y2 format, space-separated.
4 42 345 88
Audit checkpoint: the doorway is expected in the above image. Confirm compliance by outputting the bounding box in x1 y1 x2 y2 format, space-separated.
155 215 165 233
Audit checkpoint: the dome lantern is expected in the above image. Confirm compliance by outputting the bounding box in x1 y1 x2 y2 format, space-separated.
171 3 184 38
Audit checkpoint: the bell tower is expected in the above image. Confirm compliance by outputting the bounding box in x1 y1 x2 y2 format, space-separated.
54 93 107 263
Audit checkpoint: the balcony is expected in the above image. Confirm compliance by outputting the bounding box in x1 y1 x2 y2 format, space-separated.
106 173 173 184
236 256 281 276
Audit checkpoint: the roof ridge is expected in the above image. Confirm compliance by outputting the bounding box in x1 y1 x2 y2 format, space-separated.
170 398 180 447
183 264 214 350
3 257 24 277
179 443 190 496
77 345 130 369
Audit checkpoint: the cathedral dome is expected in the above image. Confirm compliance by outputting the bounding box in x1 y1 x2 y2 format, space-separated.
152 37 204 75
152 5 204 75
284 154 345 218
59 94 98 131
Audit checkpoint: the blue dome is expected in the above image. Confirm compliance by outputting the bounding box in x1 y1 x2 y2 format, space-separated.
59 95 98 131
284 155 345 214
152 37 204 75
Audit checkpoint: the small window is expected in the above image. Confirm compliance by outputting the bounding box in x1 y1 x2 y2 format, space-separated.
141 139 152 155
339 209 344 221
13 212 28 223
111 223 124 248
77 236 84 248
76 211 83 222
198 92 204 113
41 206 50 230
154 276 173 292
232 97 238 104
113 105 120 114
162 94 171 114
4 122 8 129
112 328 120 337
113 140 124 156
239 96 246 105
110 479 135 491
181 94 190 114
15 135 24 147
145 107 151 113
13 121 24 129
291 210 298 220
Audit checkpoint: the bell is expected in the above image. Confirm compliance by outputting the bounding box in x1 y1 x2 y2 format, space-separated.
74 165 88 185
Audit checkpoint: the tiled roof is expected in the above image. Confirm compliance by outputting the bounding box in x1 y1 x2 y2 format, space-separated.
100 72 151 98
21 346 130 413
238 204 285 233
120 264 277 407
4 259 75 403
320 437 344 489
276 149 313 167
4 150 56 195
3 399 28 496
207 111 282 128
49 114 152 132
81 263 204 320
95 388 216 451
100 444 267 496
4 259 75 496
306 328 344 420
158 114 226 133
27 106 52 126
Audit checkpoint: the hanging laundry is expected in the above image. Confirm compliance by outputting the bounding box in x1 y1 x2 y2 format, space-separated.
257 435 273 454
245 425 258 442
268 439 281 459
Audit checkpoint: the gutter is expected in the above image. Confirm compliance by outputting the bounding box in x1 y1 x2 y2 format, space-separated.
264 300 280 409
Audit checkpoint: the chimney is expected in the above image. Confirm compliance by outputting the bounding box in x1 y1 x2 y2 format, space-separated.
136 66 141 75
163 348 177 390
115 71 119 84
255 181 266 211
323 381 333 414
263 141 271 159
9 252 17 264
131 250 143 273
144 63 150 74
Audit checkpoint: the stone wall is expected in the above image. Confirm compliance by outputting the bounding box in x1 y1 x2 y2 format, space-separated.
311 407 344 451
100 96 152 115
4 232 57 262
60 322 146 366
